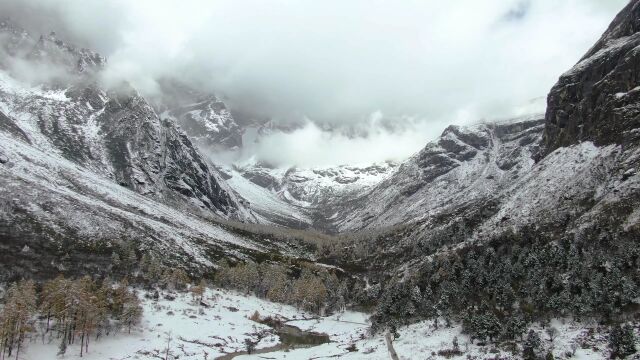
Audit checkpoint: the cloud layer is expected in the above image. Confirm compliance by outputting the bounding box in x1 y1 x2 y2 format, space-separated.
0 0 628 166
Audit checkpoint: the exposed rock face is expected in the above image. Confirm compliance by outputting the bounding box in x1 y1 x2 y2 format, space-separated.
28 32 106 74
0 25 247 218
0 19 31 57
98 85 238 212
154 79 243 151
227 161 397 229
333 116 545 231
1 19 105 76
543 0 640 155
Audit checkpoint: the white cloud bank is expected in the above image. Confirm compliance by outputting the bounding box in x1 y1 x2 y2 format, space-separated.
0 0 629 166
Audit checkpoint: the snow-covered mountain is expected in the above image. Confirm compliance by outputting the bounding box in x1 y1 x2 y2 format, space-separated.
331 115 546 232
2 3 640 358
222 161 397 228
1 0 639 298
0 22 309 280
325 0 640 286
153 79 243 151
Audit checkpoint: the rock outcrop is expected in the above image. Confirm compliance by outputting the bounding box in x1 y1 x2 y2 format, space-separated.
154 79 243 151
543 0 640 154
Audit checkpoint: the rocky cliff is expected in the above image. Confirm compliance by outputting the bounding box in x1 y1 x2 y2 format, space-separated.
0 24 275 280
154 79 243 151
543 0 640 154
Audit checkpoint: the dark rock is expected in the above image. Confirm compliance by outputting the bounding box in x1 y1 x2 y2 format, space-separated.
0 111 30 144
543 0 640 155
154 79 243 151
97 84 242 216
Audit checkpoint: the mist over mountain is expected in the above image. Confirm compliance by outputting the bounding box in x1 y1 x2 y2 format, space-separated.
1 1 640 359
0 0 627 166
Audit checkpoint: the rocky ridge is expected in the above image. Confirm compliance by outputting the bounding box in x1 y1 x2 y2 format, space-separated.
0 23 278 280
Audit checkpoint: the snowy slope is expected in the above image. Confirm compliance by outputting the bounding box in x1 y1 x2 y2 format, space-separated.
227 162 397 228
0 22 249 219
225 166 314 226
334 116 546 231
21 287 632 360
22 287 370 360
0 125 309 278
0 27 299 279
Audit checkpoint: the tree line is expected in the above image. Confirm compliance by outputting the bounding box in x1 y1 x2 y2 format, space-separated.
112 240 350 316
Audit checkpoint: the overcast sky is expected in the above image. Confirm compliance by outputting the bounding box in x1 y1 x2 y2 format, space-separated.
0 0 629 166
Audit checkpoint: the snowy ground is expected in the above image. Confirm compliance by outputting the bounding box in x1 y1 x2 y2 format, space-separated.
22 288 369 360
19 287 632 360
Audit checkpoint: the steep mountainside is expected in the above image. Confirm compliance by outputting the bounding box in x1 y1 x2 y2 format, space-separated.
544 0 640 154
329 115 545 232
0 23 248 218
154 79 243 151
328 47 640 273
0 24 306 281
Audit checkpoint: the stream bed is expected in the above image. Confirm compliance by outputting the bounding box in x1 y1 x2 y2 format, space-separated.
217 318 331 359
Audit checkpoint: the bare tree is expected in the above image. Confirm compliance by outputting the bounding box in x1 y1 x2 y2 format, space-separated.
164 331 173 360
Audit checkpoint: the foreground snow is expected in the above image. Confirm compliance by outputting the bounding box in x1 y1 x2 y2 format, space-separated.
22 288 369 360
20 287 635 359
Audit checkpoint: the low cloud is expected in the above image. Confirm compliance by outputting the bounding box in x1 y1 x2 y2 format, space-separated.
245 121 440 167
0 0 628 165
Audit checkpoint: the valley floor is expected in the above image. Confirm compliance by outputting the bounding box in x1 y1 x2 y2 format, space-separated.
19 288 636 359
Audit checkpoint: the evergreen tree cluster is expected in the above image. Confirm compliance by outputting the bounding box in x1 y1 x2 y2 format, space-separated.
608 324 637 359
371 229 640 341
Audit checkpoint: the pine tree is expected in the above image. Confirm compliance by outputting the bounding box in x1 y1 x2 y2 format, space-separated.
292 270 327 313
57 336 67 356
95 279 113 339
112 278 130 318
163 269 190 291
121 242 138 274
74 276 107 357
523 329 541 360
236 262 259 294
609 324 636 359
111 252 121 270
42 276 73 344
262 265 289 303
146 257 164 284
503 311 527 340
